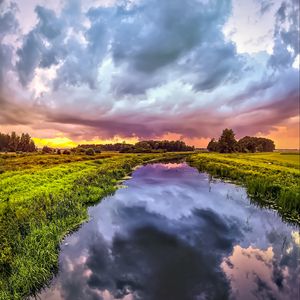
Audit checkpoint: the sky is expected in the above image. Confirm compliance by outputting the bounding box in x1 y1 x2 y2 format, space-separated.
0 0 299 148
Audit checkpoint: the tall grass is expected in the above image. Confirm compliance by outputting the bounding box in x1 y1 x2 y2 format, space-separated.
187 152 300 224
0 152 185 299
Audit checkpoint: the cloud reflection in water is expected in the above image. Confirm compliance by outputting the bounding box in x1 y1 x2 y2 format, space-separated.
37 163 299 300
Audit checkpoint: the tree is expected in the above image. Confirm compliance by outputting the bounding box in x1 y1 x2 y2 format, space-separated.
42 146 53 154
28 140 36 152
63 149 71 155
0 133 10 151
8 132 19 152
85 148 95 155
119 145 134 153
17 133 35 152
134 141 152 153
0 132 36 152
74 140 194 153
207 138 219 152
238 136 257 153
238 136 275 152
258 138 275 152
218 129 238 153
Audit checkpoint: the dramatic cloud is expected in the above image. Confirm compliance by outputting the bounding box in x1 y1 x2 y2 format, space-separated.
0 1 18 86
0 0 299 147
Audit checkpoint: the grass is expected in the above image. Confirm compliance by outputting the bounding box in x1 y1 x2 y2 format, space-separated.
0 152 116 173
0 152 186 300
187 152 300 224
1 151 299 299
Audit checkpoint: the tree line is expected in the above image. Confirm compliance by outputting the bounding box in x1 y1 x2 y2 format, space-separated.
0 130 275 154
76 140 194 153
76 143 130 153
0 132 36 152
207 129 275 153
124 140 195 152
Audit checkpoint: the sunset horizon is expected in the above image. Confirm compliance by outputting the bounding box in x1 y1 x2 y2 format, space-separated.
29 129 300 149
1 126 298 149
0 0 299 150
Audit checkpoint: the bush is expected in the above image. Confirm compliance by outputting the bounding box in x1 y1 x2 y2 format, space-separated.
76 147 85 153
42 146 53 154
62 150 71 155
85 148 95 156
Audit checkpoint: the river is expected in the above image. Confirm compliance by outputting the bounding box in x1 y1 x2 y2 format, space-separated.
36 162 299 300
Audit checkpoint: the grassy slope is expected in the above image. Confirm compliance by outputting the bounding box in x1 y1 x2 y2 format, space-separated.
0 152 184 300
187 152 300 224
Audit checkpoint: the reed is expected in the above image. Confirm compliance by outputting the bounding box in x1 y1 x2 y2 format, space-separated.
187 152 300 224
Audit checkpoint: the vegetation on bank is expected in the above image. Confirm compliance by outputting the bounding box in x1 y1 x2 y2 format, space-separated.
207 128 275 153
0 152 116 173
0 152 185 300
188 152 300 224
0 147 299 299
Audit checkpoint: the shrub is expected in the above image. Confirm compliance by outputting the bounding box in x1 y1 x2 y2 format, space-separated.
42 146 53 154
62 150 71 155
76 147 85 153
85 148 95 156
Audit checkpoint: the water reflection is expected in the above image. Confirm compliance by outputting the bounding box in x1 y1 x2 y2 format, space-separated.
37 163 299 300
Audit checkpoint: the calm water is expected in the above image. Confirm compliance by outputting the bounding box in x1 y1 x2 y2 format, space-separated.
37 163 299 300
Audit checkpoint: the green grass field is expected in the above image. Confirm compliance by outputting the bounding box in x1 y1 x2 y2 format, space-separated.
0 152 186 300
188 152 300 224
0 151 299 299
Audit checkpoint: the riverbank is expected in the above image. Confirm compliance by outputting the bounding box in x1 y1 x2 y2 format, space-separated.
0 152 186 300
187 152 300 224
35 161 299 300
1 151 299 299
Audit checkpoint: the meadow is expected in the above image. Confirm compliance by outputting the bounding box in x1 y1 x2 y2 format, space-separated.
0 152 186 300
188 152 300 224
0 151 299 299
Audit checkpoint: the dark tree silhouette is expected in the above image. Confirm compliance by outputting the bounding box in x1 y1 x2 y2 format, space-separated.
238 136 275 152
218 129 238 153
0 132 36 152
75 140 194 153
207 138 219 152
207 130 276 153
85 148 96 155
42 146 53 154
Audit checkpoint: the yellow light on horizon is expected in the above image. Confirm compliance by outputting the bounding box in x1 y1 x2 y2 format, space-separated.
32 137 78 149
32 135 140 149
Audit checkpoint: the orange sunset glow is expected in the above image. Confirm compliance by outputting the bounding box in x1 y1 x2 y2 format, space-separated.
0 0 299 148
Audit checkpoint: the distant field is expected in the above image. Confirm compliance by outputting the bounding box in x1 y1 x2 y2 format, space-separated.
228 152 300 167
0 152 185 300
188 152 300 224
274 149 299 153
0 152 118 172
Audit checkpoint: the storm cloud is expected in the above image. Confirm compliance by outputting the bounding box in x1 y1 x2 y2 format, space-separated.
0 0 299 146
